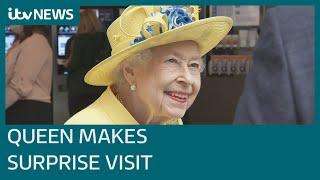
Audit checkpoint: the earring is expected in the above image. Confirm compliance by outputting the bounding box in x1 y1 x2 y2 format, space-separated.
130 84 136 91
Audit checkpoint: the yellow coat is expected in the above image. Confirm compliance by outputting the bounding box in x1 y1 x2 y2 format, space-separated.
65 88 183 125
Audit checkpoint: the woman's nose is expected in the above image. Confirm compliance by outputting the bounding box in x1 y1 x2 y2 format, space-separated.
176 66 193 85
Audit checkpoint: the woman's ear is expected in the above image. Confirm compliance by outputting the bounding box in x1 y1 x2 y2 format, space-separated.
122 62 136 85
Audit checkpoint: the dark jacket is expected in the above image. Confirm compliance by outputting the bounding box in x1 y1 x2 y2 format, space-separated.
234 6 314 124
67 32 111 97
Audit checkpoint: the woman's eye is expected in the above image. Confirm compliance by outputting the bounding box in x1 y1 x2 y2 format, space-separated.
166 58 178 63
189 63 200 69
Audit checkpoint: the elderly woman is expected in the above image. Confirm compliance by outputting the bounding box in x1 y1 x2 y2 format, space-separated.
65 6 232 125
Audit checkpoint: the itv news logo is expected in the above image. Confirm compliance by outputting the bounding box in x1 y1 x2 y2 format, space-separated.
8 7 74 21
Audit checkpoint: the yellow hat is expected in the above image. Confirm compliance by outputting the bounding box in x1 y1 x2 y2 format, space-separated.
85 6 233 86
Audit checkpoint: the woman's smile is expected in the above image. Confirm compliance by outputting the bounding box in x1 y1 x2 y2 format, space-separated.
164 91 190 104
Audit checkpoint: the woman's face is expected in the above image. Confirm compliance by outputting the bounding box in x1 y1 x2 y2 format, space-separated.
133 40 202 123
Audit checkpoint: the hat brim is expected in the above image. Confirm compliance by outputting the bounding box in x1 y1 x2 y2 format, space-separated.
85 16 233 86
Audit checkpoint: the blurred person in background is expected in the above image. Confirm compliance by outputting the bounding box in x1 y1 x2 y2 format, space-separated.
66 9 111 116
6 26 53 124
234 6 314 124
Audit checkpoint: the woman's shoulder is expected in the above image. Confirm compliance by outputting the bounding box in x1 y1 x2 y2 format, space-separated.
21 33 50 49
25 33 47 43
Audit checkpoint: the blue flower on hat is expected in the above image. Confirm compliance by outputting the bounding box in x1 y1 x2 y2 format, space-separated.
130 6 194 46
163 7 193 29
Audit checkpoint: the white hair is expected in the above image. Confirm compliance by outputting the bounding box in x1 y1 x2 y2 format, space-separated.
112 49 153 87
